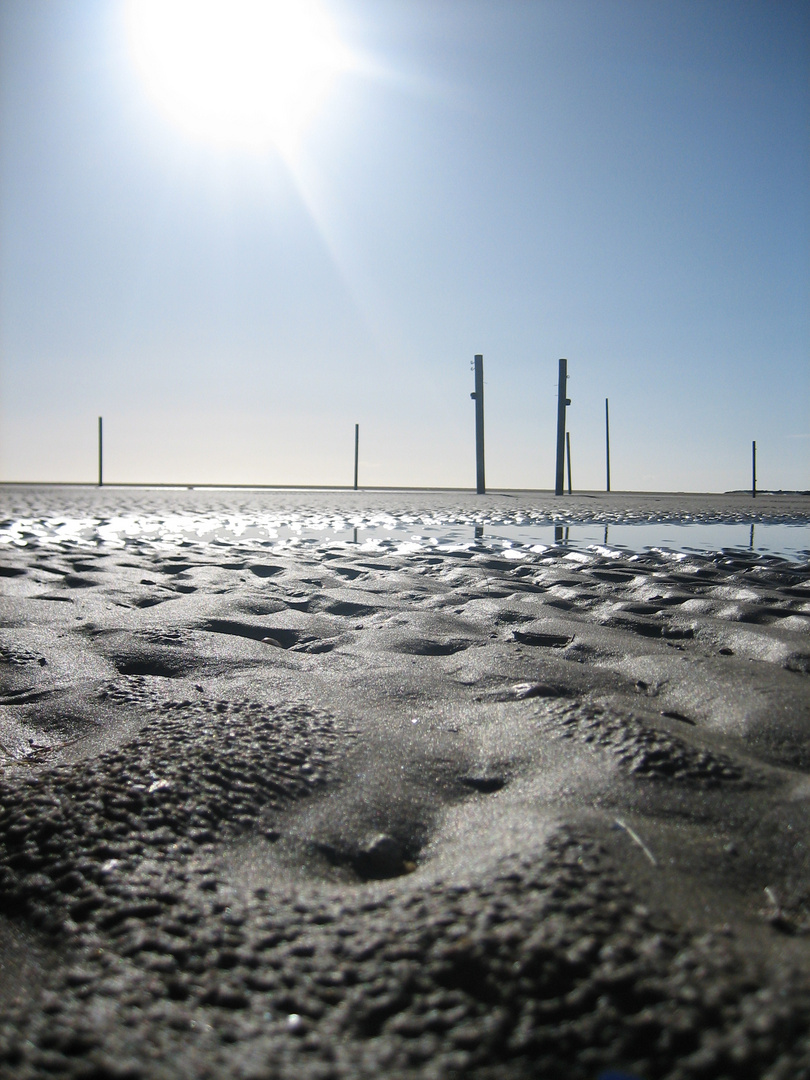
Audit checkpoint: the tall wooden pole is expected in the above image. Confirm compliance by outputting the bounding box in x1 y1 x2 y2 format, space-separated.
354 424 359 490
98 417 103 487
752 440 757 499
554 358 569 495
605 398 611 492
566 431 572 494
472 354 485 494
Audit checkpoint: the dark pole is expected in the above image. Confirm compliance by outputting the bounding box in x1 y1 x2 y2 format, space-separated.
354 424 359 490
98 417 103 487
752 440 757 499
554 358 569 495
566 431 572 494
471 354 485 494
605 398 611 493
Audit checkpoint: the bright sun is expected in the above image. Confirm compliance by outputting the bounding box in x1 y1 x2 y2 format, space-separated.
125 0 353 153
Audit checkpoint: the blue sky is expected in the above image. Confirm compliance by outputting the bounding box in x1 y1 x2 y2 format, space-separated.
1 0 808 491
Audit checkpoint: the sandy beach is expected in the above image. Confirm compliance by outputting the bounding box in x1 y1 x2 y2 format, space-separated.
0 485 809 1080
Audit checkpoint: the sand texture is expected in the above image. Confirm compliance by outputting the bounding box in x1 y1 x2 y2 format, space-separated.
0 487 809 1079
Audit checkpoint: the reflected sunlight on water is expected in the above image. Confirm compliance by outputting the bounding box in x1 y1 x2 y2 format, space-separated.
1 512 807 562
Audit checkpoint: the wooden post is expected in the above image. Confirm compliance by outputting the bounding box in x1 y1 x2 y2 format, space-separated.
566 431 572 494
555 359 569 495
354 424 359 490
98 417 103 487
471 354 485 494
605 398 611 492
752 440 757 498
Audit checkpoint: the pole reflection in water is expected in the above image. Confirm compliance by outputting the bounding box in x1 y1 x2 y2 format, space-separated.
353 527 358 544
604 524 609 546
750 523 755 550
554 525 570 545
474 525 484 539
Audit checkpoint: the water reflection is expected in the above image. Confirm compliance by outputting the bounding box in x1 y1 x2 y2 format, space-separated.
1 513 807 562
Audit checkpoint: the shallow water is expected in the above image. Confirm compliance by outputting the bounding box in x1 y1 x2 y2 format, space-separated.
474 520 810 562
1 511 808 562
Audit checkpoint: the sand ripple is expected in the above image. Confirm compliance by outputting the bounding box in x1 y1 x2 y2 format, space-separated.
0 488 809 1078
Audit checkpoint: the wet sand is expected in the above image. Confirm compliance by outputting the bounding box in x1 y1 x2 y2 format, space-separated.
0 486 809 1079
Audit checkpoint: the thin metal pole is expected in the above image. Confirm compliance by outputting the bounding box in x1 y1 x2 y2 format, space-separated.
554 359 568 495
605 398 611 492
354 424 359 490
566 431 572 494
472 354 485 494
752 440 757 499
98 417 103 487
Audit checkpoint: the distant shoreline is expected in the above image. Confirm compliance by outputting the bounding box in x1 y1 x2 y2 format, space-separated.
1 481 809 498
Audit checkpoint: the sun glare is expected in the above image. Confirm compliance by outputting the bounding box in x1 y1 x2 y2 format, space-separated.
125 0 353 153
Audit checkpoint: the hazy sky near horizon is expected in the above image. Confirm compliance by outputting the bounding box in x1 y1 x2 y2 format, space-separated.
1 0 808 492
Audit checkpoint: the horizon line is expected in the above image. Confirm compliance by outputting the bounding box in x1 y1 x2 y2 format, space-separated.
1 481 808 498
